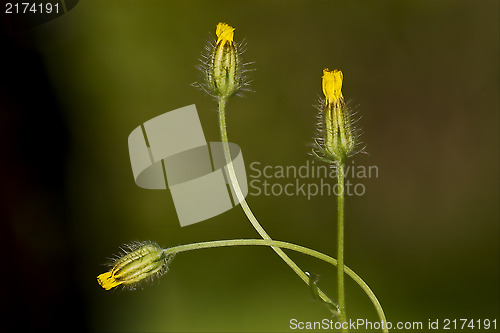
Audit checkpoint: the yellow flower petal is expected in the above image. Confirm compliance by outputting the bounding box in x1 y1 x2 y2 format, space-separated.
97 271 122 290
216 22 234 46
322 68 343 105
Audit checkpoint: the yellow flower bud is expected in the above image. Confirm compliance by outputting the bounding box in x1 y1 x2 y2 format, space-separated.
313 69 358 163
97 242 173 290
205 22 242 98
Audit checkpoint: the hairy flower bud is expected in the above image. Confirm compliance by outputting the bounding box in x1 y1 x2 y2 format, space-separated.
97 241 173 290
313 69 358 163
206 22 242 98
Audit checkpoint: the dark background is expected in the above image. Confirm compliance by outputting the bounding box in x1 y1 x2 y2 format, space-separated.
1 1 498 332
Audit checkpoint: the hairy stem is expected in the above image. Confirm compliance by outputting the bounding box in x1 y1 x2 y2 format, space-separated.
162 239 388 333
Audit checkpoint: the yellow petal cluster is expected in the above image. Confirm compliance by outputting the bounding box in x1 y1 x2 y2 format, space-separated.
322 69 343 106
97 271 120 290
216 22 234 47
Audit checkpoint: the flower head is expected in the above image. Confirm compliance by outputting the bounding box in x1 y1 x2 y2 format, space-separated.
313 68 360 163
196 22 251 99
97 241 174 290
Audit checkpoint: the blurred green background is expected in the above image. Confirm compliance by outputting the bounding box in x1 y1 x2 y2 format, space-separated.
4 0 498 332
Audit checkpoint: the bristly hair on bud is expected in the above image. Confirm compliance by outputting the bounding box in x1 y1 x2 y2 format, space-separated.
194 22 253 99
312 68 364 164
97 241 174 291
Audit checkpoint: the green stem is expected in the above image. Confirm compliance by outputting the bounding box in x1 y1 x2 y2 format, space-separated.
162 239 388 333
217 98 337 314
337 162 347 331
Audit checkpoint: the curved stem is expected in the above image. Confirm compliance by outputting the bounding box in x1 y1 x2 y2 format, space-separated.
218 98 337 313
162 239 388 333
337 162 347 330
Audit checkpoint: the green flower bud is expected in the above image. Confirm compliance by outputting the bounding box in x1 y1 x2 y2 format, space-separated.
205 22 242 98
97 241 173 290
313 69 359 163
